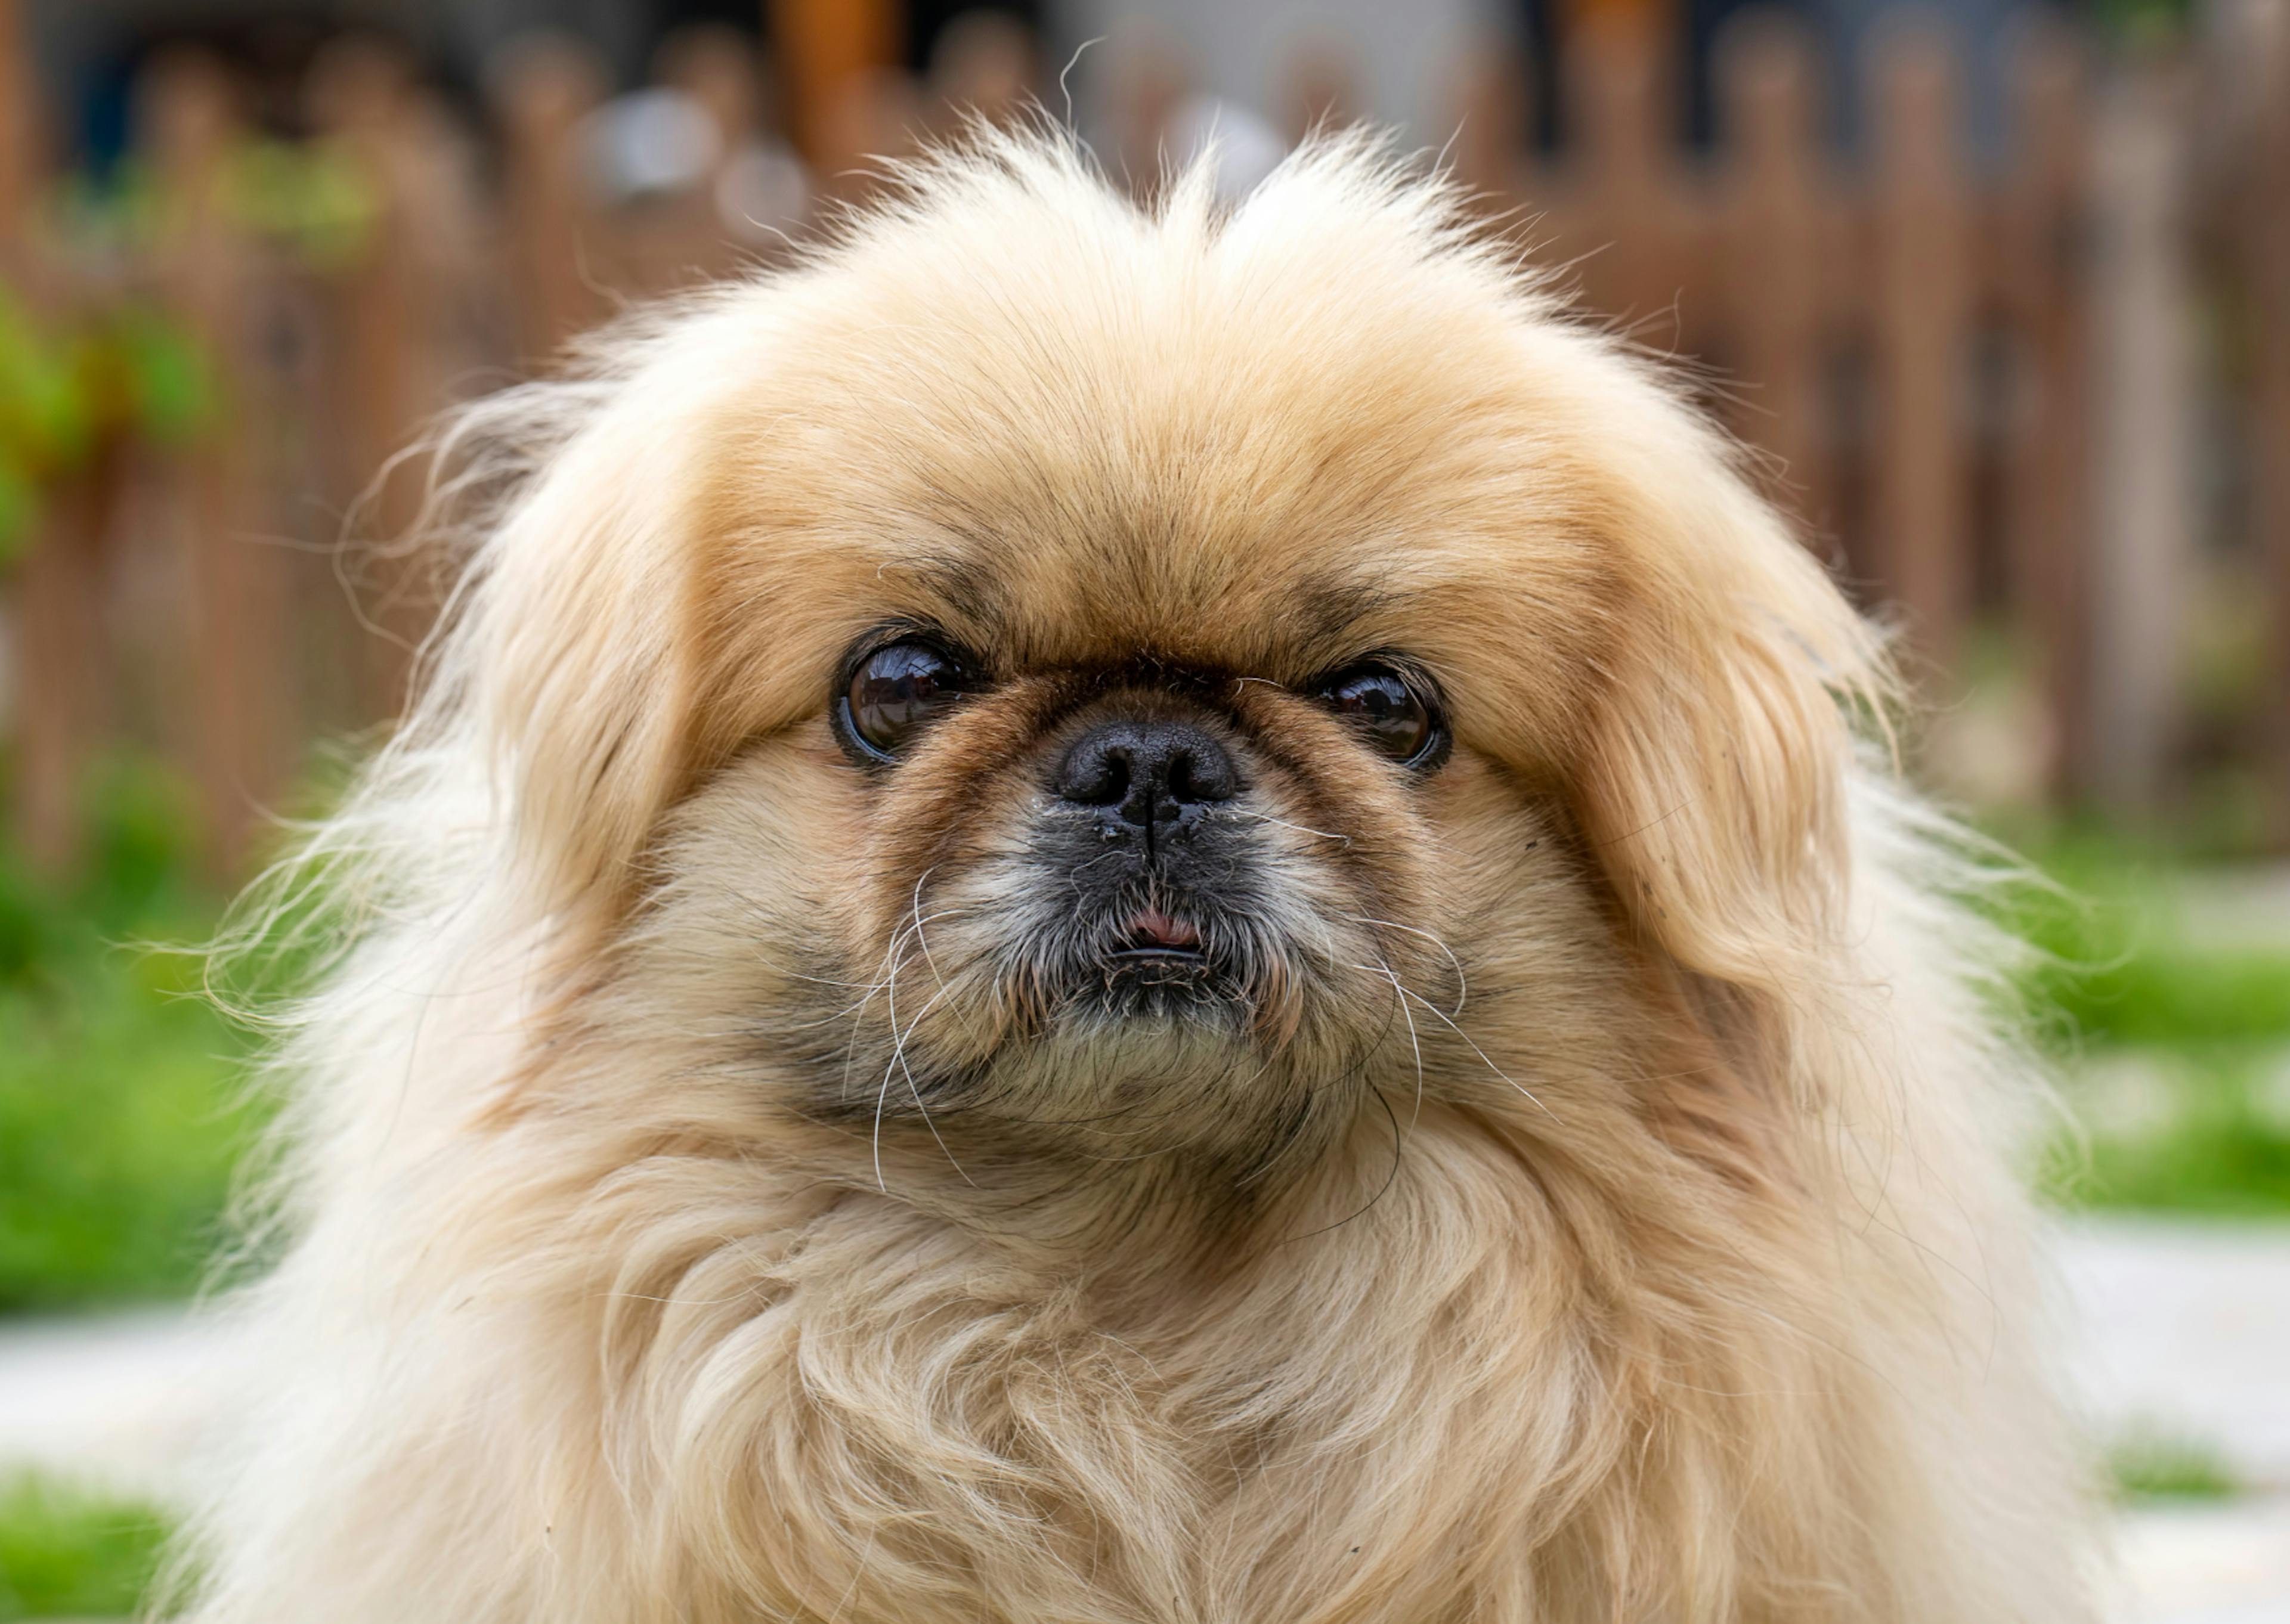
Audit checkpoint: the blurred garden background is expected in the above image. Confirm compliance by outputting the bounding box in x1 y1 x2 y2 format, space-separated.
0 0 2287 1616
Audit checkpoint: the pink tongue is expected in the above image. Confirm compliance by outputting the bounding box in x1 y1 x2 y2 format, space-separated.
1130 907 1201 949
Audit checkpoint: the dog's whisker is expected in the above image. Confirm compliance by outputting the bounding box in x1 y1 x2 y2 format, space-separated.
1349 966 1559 1123
1363 955 1428 1136
908 865 951 994
1223 809 1353 847
1343 913 1469 1018
835 905 967 1094
1282 1083 1407 1244
879 946 975 1190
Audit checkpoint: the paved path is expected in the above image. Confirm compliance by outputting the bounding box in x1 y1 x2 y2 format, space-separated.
2160 865 2290 955
2 1219 2285 1621
0 1308 225 1499
2059 1216 2290 1492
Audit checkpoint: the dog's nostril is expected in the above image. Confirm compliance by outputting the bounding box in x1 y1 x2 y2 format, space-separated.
1056 720 1239 825
1057 742 1131 807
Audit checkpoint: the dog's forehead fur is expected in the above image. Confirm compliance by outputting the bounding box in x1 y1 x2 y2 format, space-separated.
672 144 1644 724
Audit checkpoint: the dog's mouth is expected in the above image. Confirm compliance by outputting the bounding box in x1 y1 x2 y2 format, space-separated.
1075 900 1241 1019
1107 905 1205 964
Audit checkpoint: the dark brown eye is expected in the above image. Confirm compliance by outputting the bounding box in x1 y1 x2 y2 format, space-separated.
1319 664 1444 767
841 639 973 759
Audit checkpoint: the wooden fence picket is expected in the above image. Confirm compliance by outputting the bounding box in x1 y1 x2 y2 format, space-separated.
1564 14 1697 348
14 451 116 873
629 27 762 296
2 0 89 871
2086 52 2198 816
1444 41 1533 208
0 0 35 272
310 36 440 719
1872 23 1973 678
1283 44 1364 142
2249 0 2290 838
497 37 609 369
143 51 287 874
2001 21 2094 796
1716 13 1833 539
769 0 898 169
926 10 1038 132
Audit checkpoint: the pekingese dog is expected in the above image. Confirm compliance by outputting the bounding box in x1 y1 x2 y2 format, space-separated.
181 136 2094 1622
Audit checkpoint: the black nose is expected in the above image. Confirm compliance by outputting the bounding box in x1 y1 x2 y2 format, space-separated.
1055 719 1239 851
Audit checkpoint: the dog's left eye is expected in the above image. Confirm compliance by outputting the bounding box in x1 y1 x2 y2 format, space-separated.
841 639 975 759
1316 663 1445 768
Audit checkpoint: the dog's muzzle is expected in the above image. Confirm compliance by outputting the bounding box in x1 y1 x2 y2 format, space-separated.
1036 711 1262 1016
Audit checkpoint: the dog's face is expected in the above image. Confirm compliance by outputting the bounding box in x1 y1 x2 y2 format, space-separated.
471 145 1877 1216
681 559 1515 1185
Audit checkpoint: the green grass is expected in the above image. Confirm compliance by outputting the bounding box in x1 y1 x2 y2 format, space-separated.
1994 833 2290 1051
0 1474 173 1619
0 766 264 1312
2038 1046 2290 1217
1994 829 2290 1217
2108 1430 2243 1503
0 945 261 1311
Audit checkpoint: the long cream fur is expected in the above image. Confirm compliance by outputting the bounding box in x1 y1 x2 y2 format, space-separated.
178 134 2096 1623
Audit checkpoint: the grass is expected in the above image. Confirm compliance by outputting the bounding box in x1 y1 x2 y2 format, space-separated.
1998 842 2290 1050
1991 829 2290 1217
0 767 264 1313
0 1475 172 1620
2107 1430 2243 1504
2037 1045 2290 1217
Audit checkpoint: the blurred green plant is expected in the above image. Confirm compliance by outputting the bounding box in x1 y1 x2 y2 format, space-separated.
48 142 378 274
0 290 89 564
1 131 373 560
0 285 214 562
0 760 264 1312
224 140 379 270
0 1474 171 1620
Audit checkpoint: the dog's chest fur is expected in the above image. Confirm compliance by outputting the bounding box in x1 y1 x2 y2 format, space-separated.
538 1094 1874 1624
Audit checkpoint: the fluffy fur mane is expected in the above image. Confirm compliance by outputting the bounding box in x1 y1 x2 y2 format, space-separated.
179 134 2095 1624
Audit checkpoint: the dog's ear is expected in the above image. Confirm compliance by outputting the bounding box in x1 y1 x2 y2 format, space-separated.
432 355 741 934
1565 433 1886 1003
480 451 696 921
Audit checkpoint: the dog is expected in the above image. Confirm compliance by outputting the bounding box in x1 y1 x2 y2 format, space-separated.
180 135 2094 1622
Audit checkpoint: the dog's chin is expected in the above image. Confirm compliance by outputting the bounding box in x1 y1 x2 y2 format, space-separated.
1079 948 1232 1022
1017 929 1314 1055
1019 894 1266 1028
855 923 1350 1170
963 1011 1325 1177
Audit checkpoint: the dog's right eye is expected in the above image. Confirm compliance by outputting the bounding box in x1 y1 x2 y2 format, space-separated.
841 639 974 760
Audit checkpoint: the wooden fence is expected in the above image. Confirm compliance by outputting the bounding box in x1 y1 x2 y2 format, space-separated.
2 1 2287 876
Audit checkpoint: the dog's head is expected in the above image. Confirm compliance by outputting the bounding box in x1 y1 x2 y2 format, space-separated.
435 138 1881 1210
